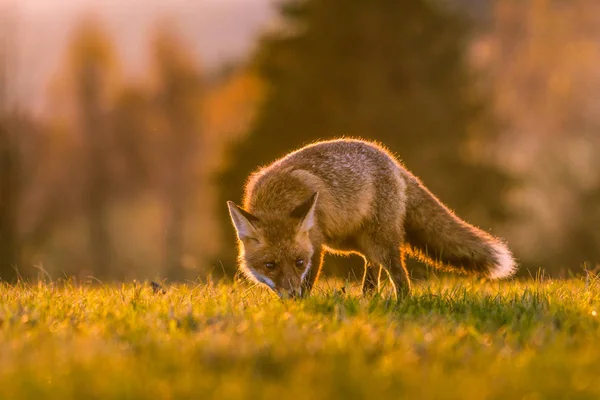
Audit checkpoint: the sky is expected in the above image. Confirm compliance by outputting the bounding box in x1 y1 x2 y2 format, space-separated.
3 0 489 113
3 0 274 112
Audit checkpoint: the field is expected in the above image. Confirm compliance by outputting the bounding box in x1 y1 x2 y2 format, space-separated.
1 275 600 399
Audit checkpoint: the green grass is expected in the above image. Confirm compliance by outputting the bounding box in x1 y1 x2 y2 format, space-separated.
1 275 600 399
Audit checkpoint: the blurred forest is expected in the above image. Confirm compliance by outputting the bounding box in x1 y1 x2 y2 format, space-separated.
0 0 599 283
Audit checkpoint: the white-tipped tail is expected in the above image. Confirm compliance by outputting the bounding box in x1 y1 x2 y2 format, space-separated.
403 174 519 278
489 242 517 279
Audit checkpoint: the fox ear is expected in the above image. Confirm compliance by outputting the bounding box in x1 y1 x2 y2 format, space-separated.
227 201 259 241
291 192 319 234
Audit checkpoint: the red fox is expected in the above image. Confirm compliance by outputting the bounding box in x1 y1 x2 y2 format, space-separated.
227 138 516 298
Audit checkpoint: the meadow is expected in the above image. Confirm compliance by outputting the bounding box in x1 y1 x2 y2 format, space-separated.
1 274 599 399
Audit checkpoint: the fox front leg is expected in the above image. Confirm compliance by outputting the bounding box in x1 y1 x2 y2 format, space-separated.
301 247 324 297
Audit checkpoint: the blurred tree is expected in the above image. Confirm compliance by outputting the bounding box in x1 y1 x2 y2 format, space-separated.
201 66 263 277
476 0 600 274
218 0 514 276
0 5 64 281
205 66 263 175
0 6 21 281
0 116 20 281
111 85 157 195
66 19 118 279
0 109 63 281
18 119 78 273
151 25 205 280
39 18 261 281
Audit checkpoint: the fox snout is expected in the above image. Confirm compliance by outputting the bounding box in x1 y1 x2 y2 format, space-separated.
278 276 303 299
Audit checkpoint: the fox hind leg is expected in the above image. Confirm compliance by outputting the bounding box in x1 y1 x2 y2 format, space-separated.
386 247 411 298
360 234 411 299
362 262 392 295
366 246 411 299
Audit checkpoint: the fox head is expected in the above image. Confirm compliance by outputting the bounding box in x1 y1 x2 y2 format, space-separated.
227 192 319 298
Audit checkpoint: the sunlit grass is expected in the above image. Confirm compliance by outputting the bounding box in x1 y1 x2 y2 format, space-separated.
1 275 600 399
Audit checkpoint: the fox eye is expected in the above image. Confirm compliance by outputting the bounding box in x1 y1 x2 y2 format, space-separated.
265 262 277 270
295 259 304 268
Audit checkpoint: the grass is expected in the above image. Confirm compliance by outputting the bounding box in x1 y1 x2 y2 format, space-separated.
1 275 600 399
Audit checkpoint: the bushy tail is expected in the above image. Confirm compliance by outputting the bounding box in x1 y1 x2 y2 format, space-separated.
402 174 516 279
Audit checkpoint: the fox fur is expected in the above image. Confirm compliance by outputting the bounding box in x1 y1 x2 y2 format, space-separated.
227 138 517 298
